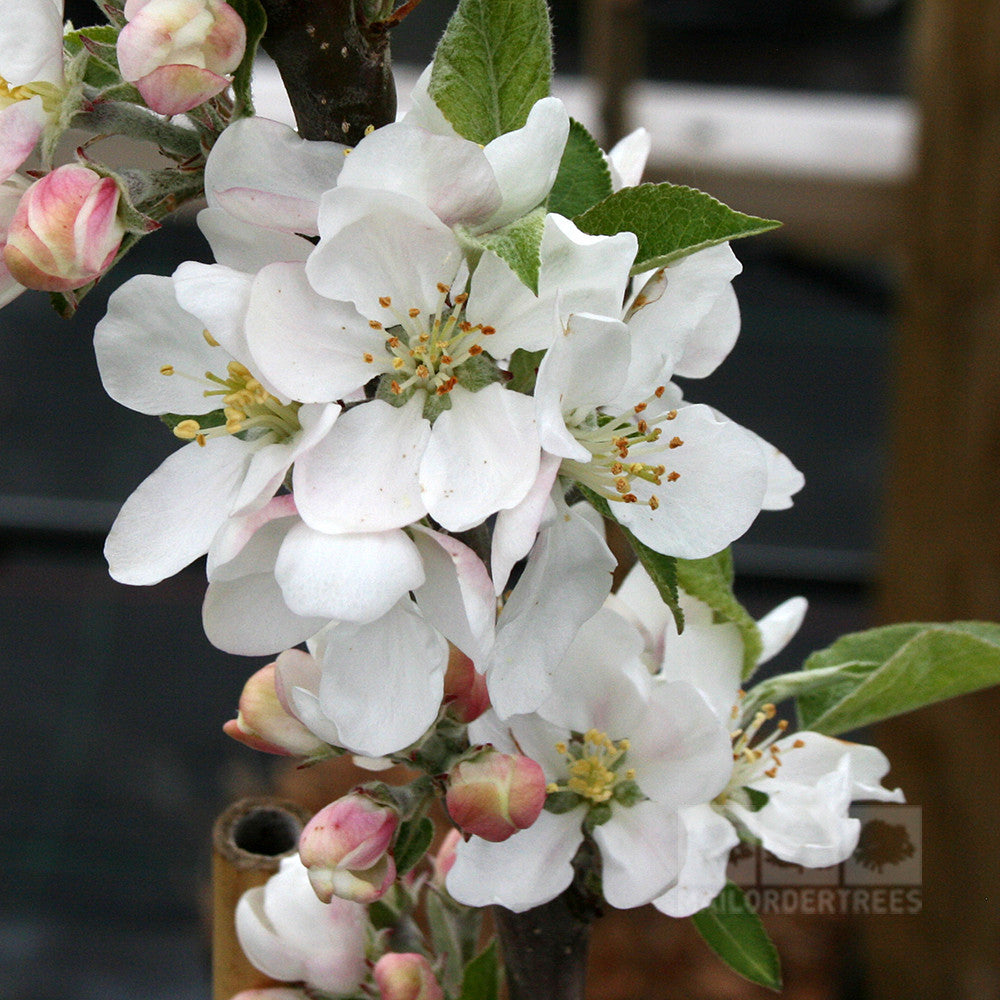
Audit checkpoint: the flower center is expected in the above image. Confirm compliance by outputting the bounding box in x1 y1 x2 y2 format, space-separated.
560 389 684 510
549 729 636 805
161 331 301 446
362 282 493 400
0 76 61 114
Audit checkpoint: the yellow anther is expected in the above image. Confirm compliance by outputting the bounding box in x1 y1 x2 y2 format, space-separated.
369 320 383 330
363 352 374 363
159 365 174 376
392 358 406 370
437 282 450 294
408 307 420 318
666 409 677 420
173 419 201 440
669 436 684 449
379 296 392 308
649 495 660 510
555 742 568 755
481 325 495 335
202 329 219 347
666 471 680 482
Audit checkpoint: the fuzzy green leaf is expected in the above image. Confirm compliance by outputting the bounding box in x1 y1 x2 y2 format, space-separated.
692 883 782 991
458 941 500 1000
796 621 1000 736
574 183 780 273
548 118 613 218
393 815 435 877
507 348 545 394
429 0 552 144
676 550 763 678
474 206 545 293
227 0 267 118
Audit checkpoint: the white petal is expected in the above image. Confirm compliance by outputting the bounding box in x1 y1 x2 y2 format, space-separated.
402 65 459 137
757 596 809 664
0 0 63 86
468 710 570 781
275 523 424 623
491 451 561 595
293 396 429 532
411 526 496 662
338 122 501 228
761 439 806 510
421 384 540 532
592 801 683 908
105 437 248 585
235 887 309 983
197 206 313 271
0 102 45 182
447 809 583 912
480 97 570 231
206 494 297 582
316 600 448 756
172 261 255 369
94 274 217 415
653 805 738 917
607 128 651 190
486 502 616 717
308 188 463 320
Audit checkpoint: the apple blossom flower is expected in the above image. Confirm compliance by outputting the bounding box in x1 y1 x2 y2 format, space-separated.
446 606 733 912
374 953 445 1000
2 165 125 292
223 662 327 756
442 646 490 723
0 0 64 183
235 853 368 996
94 268 341 585
446 747 547 842
117 0 246 115
299 793 400 904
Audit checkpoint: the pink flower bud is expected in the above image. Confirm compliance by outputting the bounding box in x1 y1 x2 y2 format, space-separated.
299 793 399 904
446 748 546 842
117 0 246 115
223 663 327 757
373 953 444 1000
443 646 490 723
432 827 462 888
3 165 125 292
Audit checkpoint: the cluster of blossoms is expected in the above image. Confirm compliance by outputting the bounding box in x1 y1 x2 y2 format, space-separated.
0 0 245 305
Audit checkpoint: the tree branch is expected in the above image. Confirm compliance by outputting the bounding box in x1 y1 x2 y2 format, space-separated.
259 0 397 144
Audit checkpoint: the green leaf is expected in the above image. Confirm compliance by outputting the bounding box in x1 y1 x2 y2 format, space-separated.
574 183 780 273
227 0 267 118
474 205 545 293
548 118 613 218
796 621 1000 736
458 941 500 1000
676 550 763 679
578 485 684 633
426 890 466 993
393 815 435 877
692 883 782 991
428 0 552 144
507 348 545 394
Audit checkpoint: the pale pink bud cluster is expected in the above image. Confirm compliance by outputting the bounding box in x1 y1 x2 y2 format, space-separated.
223 662 327 757
431 827 462 888
117 0 246 115
442 647 490 724
2 165 125 292
373 953 445 1000
445 747 546 842
299 793 399 904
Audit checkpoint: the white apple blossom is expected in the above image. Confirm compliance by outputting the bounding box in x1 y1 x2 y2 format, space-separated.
0 0 64 183
235 853 368 997
446 605 733 912
609 564 903 918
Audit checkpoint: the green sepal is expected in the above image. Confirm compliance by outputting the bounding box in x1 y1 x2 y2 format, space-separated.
579 485 684 634
691 882 782 991
458 940 501 1000
473 206 546 293
455 352 502 392
744 787 770 812
574 183 780 274
611 779 645 807
796 621 1000 736
544 790 582 814
507 348 545 395
393 815 435 877
429 0 552 145
161 410 227 432
227 0 267 118
548 118 613 219
676 549 763 679
582 802 613 831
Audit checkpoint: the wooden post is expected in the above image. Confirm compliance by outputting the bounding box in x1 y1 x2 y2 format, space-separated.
582 0 644 147
868 2 1000 998
212 798 313 1000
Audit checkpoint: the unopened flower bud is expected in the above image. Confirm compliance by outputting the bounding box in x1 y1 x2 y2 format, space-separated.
443 646 490 723
446 748 546 842
432 827 462 888
373 953 444 1000
299 793 399 904
3 165 125 292
223 663 327 756
117 0 246 115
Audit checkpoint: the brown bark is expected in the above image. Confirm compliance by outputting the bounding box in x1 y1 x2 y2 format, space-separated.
869 2 1000 998
258 0 397 143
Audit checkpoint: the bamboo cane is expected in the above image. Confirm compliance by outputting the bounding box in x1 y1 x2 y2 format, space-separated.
212 797 313 1000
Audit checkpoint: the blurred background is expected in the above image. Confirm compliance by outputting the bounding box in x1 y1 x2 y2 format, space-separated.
4 0 999 997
